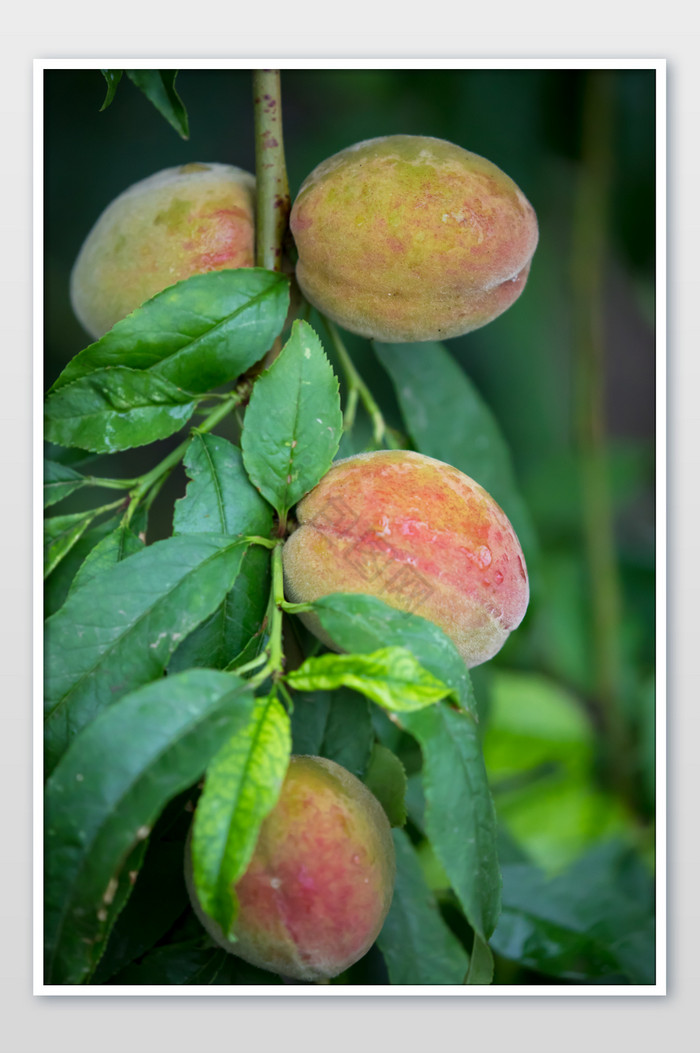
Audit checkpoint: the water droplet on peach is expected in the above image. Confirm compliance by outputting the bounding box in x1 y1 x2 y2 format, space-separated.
476 545 492 568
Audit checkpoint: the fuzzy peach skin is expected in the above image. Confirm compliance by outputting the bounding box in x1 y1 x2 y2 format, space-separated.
70 162 256 339
282 450 529 668
290 134 538 342
187 756 396 982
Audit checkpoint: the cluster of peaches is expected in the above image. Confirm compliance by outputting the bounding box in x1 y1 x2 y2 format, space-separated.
69 135 538 981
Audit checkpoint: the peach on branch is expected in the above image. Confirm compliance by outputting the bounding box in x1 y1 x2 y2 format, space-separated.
290 134 538 342
282 450 529 668
70 162 256 339
188 755 395 982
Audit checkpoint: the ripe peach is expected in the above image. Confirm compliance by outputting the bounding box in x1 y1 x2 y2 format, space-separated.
282 450 529 668
290 134 538 342
188 755 395 982
70 162 256 339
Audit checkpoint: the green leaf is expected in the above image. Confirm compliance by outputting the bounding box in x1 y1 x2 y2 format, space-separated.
44 460 87 508
398 702 501 942
404 772 427 833
224 628 269 673
314 689 373 777
497 776 633 880
306 593 476 717
491 842 655 984
483 671 594 781
290 688 373 779
45 367 197 453
377 829 470 984
374 340 537 565
67 521 145 598
44 509 101 578
99 69 123 110
169 435 273 672
44 534 247 775
241 319 342 517
73 830 150 985
45 503 148 617
173 434 273 538
108 941 283 985
51 269 290 397
45 514 124 617
287 647 452 713
415 838 450 891
465 932 494 985
289 691 331 756
483 671 632 874
168 545 271 673
363 744 407 828
44 669 254 985
91 839 190 984
126 69 189 139
190 695 291 939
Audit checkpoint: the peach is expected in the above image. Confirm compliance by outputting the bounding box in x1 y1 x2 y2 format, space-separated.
282 450 529 668
70 162 256 339
188 755 395 982
290 134 538 342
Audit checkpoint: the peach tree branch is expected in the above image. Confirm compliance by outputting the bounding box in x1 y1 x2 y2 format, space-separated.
253 70 290 273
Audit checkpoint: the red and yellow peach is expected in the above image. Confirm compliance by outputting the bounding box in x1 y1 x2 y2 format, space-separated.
188 755 395 982
290 134 538 342
282 450 529 668
70 162 256 339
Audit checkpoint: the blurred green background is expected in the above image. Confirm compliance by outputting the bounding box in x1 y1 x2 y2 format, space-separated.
44 67 657 982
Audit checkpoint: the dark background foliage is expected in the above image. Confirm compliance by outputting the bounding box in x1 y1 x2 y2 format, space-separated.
44 66 657 986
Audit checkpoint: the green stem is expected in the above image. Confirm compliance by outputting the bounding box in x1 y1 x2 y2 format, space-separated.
323 317 401 449
83 475 137 491
85 497 128 519
242 534 278 550
245 541 287 691
267 542 286 675
343 385 359 433
279 599 314 614
571 71 630 803
253 70 290 273
231 651 269 678
276 679 295 713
